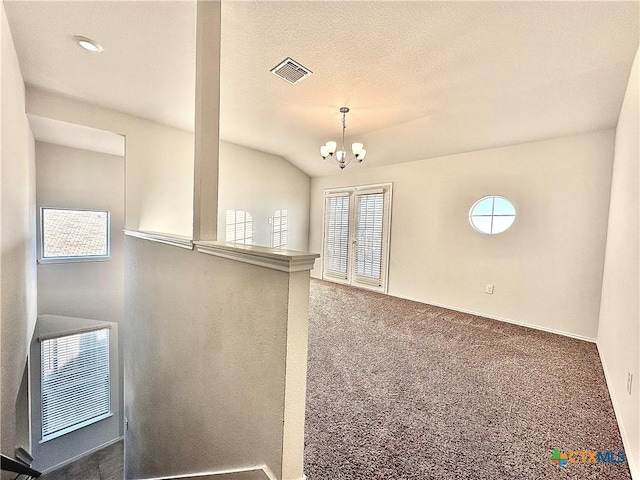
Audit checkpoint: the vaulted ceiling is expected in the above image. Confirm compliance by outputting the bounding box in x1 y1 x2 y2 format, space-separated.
5 0 639 177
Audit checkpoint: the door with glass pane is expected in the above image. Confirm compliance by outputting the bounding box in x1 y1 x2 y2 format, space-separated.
322 184 392 292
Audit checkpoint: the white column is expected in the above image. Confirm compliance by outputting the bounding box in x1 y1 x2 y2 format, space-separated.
193 0 221 241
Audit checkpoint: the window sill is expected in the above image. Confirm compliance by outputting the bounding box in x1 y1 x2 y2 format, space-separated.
38 256 111 265
39 412 113 444
38 314 112 341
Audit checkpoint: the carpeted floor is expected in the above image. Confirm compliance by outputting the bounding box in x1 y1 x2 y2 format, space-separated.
303 279 631 480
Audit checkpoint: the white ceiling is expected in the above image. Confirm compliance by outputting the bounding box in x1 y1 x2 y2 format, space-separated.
5 1 639 177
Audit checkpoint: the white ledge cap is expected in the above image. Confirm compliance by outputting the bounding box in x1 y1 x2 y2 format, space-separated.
123 230 319 273
194 240 319 273
124 229 194 249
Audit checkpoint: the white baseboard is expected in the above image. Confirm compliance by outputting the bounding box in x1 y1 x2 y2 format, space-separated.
136 465 281 480
596 345 638 480
42 435 123 474
387 292 597 343
311 278 596 343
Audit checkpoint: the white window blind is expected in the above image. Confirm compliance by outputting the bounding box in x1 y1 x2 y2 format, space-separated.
272 209 288 248
323 195 350 279
41 328 111 442
322 184 392 292
354 192 385 285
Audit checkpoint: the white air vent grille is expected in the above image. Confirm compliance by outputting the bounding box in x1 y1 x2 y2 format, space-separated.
270 58 312 85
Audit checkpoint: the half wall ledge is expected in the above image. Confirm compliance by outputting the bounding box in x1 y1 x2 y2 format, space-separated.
194 241 319 273
123 230 319 273
123 229 194 250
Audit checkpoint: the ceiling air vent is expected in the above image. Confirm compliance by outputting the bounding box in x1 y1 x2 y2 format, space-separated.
270 57 312 85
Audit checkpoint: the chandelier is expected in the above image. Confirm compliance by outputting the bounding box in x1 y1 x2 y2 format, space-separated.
320 107 366 170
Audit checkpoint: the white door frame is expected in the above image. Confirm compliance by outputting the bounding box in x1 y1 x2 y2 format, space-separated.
321 182 393 293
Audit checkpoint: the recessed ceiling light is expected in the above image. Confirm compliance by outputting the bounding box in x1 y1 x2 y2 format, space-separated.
73 35 103 53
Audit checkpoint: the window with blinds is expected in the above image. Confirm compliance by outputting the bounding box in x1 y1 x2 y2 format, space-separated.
322 184 392 292
354 192 384 285
41 328 111 442
272 209 288 248
323 195 350 279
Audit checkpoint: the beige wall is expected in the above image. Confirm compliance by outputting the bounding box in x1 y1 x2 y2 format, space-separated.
218 141 310 251
33 142 125 470
124 237 308 480
35 142 124 324
0 3 37 460
310 130 615 340
598 47 639 479
23 90 310 250
26 88 194 237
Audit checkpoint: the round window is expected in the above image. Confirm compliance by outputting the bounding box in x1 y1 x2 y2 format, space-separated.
469 196 516 234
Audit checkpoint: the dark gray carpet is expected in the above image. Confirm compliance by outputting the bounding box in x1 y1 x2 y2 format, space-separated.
304 279 631 480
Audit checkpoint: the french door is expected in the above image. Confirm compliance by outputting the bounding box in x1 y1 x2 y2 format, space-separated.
322 183 392 293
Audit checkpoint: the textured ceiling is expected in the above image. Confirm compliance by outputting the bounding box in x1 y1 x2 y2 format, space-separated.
5 1 639 177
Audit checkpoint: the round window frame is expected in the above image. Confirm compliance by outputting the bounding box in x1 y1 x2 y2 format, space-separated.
468 195 516 235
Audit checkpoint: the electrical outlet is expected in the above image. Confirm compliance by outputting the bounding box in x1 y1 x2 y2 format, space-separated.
627 372 633 395
485 284 494 294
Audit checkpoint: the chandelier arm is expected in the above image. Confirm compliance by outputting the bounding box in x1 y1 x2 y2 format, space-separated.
320 106 364 170
339 156 354 170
